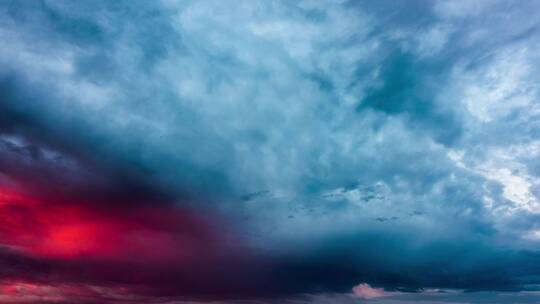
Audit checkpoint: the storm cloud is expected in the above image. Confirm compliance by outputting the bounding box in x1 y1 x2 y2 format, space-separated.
1 0 540 302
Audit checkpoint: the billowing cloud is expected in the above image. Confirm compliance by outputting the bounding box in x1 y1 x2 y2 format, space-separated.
1 0 540 302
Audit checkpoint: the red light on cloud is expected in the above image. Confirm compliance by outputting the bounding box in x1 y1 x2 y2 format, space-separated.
35 221 109 258
0 280 144 303
0 187 222 262
0 280 178 303
0 186 272 301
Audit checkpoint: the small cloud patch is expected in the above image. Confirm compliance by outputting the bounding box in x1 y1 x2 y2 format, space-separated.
352 283 390 299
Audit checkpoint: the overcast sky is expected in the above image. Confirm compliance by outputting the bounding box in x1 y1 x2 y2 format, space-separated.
1 0 540 303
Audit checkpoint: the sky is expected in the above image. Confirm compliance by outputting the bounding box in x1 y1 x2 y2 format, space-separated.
1 0 540 303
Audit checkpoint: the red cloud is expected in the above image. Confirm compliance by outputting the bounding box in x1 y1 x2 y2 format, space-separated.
0 187 222 262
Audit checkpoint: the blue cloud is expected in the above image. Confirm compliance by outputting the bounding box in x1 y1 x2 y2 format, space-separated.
1 0 540 300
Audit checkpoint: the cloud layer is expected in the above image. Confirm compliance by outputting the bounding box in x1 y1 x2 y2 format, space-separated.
1 0 540 302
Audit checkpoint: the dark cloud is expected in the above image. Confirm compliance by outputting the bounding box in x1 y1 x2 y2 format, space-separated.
1 0 540 302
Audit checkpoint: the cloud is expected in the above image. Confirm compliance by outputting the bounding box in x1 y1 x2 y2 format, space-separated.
1 0 540 302
352 283 391 299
